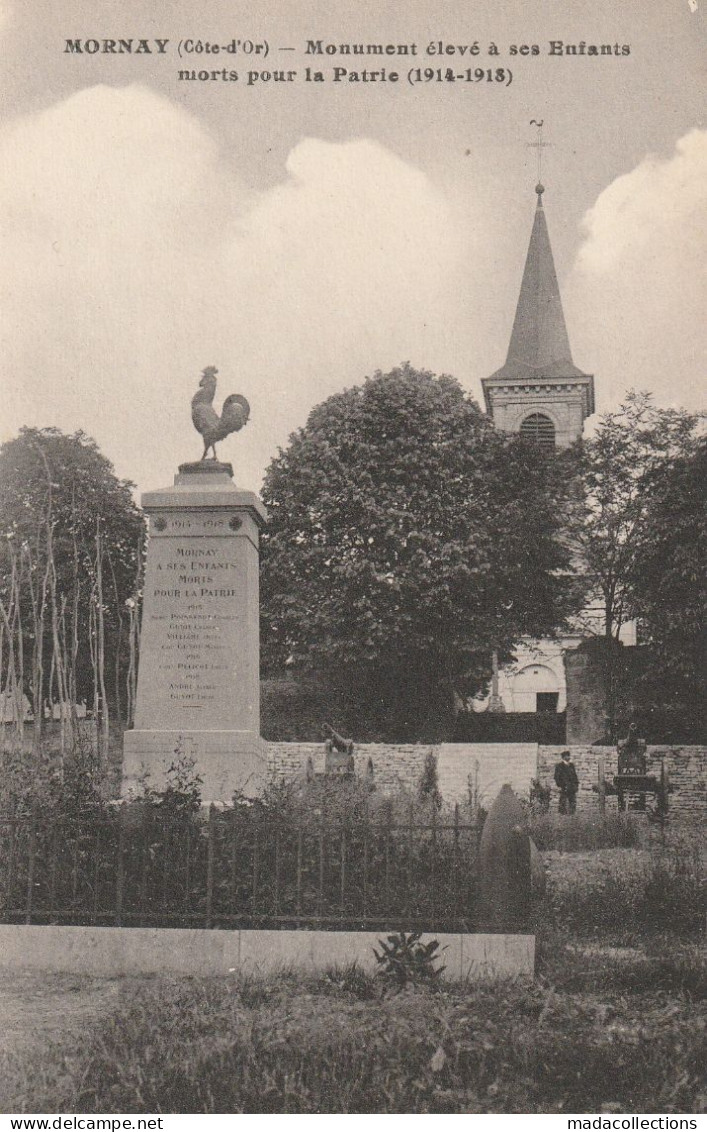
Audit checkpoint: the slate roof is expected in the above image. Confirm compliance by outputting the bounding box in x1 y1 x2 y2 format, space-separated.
486 187 589 384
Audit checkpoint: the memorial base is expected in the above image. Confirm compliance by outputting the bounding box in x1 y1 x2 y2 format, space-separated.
123 729 266 802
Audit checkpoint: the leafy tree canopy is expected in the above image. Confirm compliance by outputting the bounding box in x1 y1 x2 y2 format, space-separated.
567 391 704 739
0 426 143 583
261 364 578 738
631 438 706 736
570 391 703 642
0 427 145 712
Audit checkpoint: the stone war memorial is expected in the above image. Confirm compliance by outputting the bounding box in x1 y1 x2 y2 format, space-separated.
122 366 267 800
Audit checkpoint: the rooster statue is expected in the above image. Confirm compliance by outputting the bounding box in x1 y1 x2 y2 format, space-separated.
191 366 250 461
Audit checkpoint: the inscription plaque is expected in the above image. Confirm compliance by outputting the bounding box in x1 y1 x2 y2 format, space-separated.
122 467 267 800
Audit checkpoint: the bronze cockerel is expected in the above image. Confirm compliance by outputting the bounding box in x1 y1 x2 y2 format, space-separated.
191 366 250 461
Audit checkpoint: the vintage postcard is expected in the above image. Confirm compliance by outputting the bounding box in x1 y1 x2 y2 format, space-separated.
0 0 704 1120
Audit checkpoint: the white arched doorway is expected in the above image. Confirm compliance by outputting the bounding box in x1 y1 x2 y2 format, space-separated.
512 663 561 713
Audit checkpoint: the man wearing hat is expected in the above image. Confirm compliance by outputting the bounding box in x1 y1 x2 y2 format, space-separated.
554 750 579 815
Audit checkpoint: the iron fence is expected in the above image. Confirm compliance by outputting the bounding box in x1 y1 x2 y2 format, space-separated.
0 803 481 932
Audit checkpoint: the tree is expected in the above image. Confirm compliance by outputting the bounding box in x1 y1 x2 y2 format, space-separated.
0 428 145 755
568 392 704 739
630 439 706 738
261 364 577 739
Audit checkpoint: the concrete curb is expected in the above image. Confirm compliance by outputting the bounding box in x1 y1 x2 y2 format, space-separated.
0 926 535 980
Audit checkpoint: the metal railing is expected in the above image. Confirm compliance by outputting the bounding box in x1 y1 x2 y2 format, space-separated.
0 803 480 932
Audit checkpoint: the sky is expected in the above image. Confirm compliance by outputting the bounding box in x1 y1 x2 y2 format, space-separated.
0 0 705 495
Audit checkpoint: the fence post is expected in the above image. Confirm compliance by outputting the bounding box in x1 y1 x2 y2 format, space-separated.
205 803 215 928
6 809 18 920
183 820 191 919
597 755 606 815
92 824 101 925
339 823 346 921
406 800 414 919
138 802 150 927
48 820 59 925
230 806 239 920
71 813 80 908
318 820 325 926
273 821 280 919
252 810 260 919
430 798 438 931
296 826 303 924
25 803 37 925
362 800 369 926
453 802 460 927
116 803 125 927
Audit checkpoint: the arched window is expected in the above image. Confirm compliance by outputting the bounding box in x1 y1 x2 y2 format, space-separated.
520 413 555 451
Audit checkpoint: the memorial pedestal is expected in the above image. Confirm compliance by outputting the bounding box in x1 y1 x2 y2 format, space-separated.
122 464 267 801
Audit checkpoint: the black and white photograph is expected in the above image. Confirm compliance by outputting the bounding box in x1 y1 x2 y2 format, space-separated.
0 0 704 1120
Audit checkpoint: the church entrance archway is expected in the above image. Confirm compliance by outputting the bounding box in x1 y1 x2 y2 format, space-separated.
512 663 560 713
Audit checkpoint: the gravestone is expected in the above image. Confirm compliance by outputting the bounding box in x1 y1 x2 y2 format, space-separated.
478 783 533 932
122 461 267 800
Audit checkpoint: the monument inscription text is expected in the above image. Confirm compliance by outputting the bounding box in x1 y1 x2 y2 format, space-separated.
132 509 260 732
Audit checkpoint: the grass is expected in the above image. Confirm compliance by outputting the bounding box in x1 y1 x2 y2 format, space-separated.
530 812 642 852
539 845 705 940
0 834 704 1114
0 940 705 1114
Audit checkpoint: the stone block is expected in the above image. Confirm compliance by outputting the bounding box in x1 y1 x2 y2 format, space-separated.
122 467 267 801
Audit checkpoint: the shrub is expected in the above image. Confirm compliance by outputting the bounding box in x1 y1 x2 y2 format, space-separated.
373 931 446 990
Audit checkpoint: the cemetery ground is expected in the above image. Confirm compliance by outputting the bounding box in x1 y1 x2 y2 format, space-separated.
0 831 704 1115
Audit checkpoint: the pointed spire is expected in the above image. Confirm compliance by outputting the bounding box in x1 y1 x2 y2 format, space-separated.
500 185 579 379
481 178 595 435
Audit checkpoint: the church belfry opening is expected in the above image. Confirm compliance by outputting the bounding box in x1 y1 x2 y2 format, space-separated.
519 412 556 451
481 183 595 448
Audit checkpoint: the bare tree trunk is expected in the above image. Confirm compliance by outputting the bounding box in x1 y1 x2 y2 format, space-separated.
89 593 99 739
95 522 110 763
125 531 144 729
0 589 19 751
13 554 25 752
69 484 80 716
49 552 70 766
126 600 138 727
106 550 123 725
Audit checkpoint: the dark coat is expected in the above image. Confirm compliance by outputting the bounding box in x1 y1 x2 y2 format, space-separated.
554 760 579 793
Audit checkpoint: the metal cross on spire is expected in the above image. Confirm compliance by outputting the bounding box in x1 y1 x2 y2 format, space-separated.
528 119 551 193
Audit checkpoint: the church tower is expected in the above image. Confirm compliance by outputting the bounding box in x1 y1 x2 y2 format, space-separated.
481 184 594 447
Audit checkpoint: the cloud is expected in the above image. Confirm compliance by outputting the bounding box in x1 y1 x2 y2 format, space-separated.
0 87 463 491
566 129 707 415
3 86 701 496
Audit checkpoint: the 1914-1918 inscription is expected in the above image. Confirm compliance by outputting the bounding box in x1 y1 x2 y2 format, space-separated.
133 510 259 733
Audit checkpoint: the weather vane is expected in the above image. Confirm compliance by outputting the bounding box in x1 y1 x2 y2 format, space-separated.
528 119 551 189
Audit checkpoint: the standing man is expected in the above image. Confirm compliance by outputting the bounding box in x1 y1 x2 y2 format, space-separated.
554 750 579 815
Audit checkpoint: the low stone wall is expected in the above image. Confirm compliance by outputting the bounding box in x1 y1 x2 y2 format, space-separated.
0 925 535 981
537 745 707 823
267 741 707 824
266 741 539 806
267 741 431 795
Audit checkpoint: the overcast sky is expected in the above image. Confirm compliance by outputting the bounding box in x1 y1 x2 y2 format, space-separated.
0 0 704 494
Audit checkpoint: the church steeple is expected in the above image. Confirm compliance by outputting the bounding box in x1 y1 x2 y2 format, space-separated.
482 184 595 448
504 184 578 379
